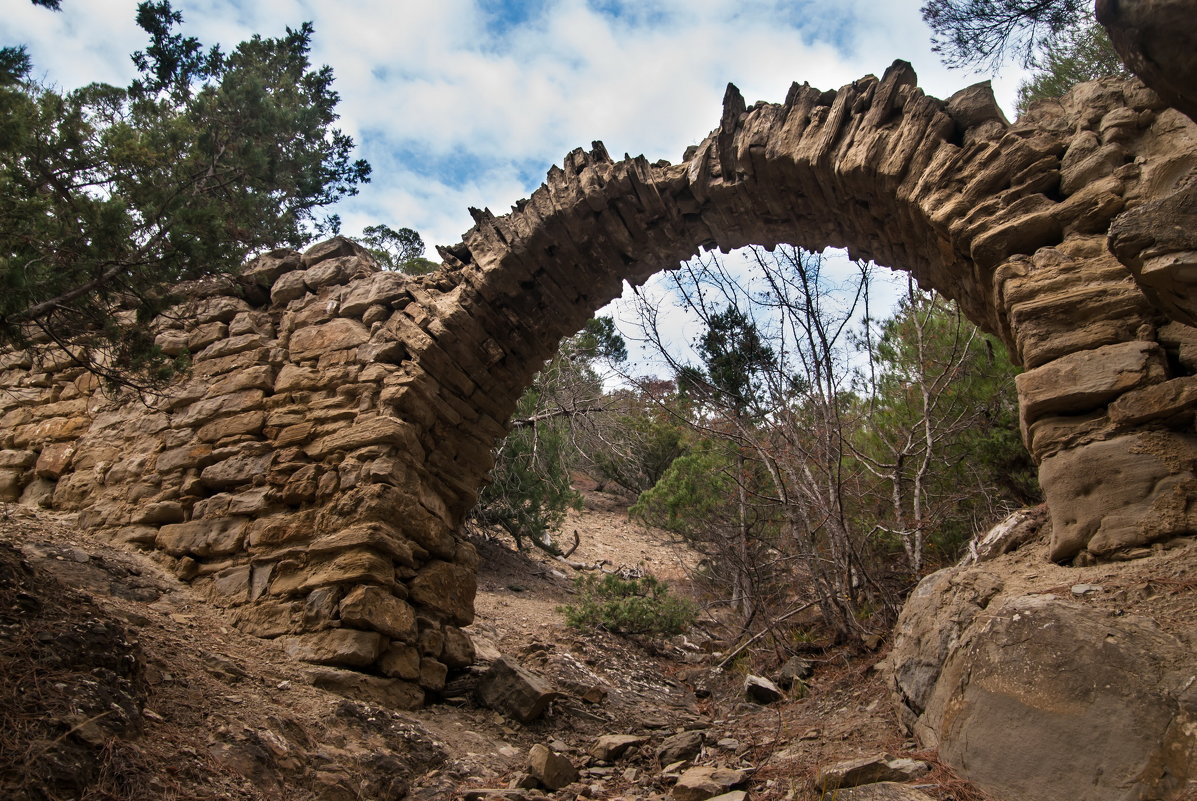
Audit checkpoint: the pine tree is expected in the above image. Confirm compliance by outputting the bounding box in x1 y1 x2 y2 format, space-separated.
0 1 369 385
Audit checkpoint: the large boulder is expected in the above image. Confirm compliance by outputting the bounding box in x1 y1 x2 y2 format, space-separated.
887 548 1197 801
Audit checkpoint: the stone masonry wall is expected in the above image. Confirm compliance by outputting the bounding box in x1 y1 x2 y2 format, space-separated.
0 238 479 708
2 62 1197 707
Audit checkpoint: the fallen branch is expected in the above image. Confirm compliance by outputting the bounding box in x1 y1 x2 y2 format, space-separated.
509 405 609 428
716 600 819 671
562 529 580 559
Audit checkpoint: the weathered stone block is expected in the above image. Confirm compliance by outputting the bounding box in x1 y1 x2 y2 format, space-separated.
379 643 421 680
590 734 648 762
271 270 309 305
1158 321 1197 371
34 442 74 479
280 464 319 505
278 629 384 667
191 348 270 378
194 333 266 363
242 517 301 554
289 318 370 361
409 560 476 626
18 477 52 507
309 522 419 568
340 271 410 318
1108 375 1197 426
744 674 784 704
302 236 374 267
192 296 251 324
418 657 448 691
206 564 251 606
196 410 265 443
269 548 394 597
528 744 578 791
304 666 424 710
672 767 745 801
1040 432 1197 561
657 730 703 766
173 389 265 429
303 255 370 290
200 447 274 490
229 310 275 339
157 517 248 558
185 321 228 352
0 449 35 469
243 248 301 286
475 656 557 723
303 416 419 460
273 421 314 447
442 626 476 668
315 483 453 558
816 754 930 792
273 364 325 392
129 501 186 525
417 625 444 658
338 585 417 640
155 443 214 473
12 416 90 447
1016 340 1167 426
193 487 275 518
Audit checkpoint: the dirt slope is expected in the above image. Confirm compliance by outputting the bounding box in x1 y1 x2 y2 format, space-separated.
0 483 978 801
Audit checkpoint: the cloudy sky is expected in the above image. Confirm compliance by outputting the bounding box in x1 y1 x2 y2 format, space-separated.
4 0 1025 251
3 0 1026 373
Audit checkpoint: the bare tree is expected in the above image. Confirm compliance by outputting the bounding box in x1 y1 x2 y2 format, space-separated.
632 246 883 642
630 245 1033 644
921 0 1088 70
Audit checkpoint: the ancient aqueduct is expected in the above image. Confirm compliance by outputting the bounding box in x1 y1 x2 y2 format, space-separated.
3 31 1197 799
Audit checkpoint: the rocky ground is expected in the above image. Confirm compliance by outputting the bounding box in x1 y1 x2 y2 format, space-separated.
0 480 988 801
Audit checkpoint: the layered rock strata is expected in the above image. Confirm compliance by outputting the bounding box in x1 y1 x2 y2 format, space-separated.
1 63 1196 694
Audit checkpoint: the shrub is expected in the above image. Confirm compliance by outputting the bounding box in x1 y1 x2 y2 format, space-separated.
561 573 697 637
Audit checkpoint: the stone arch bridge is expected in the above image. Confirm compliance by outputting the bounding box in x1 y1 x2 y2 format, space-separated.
2 62 1197 705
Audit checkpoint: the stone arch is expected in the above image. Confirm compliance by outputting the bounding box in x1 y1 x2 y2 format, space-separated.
2 61 1197 700
413 61 1197 566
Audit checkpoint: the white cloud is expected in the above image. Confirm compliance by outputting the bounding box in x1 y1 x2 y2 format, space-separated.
2 0 1029 257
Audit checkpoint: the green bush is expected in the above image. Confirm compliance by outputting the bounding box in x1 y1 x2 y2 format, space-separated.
561 573 697 637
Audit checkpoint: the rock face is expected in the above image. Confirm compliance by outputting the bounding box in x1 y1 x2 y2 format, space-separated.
1099 0 1197 124
2 61 1197 727
886 540 1197 801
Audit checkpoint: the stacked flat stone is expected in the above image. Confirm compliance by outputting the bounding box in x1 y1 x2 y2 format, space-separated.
0 238 479 707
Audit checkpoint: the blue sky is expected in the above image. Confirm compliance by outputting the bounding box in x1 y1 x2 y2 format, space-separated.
2 0 1027 375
